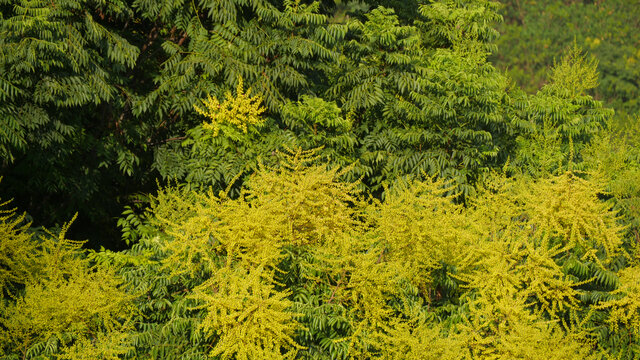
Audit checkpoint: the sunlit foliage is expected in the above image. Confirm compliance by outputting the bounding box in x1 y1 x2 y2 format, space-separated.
84 141 637 358
3 0 640 359
0 207 135 359
194 78 266 137
508 45 614 177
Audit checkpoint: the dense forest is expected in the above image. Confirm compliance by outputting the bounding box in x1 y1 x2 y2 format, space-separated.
1 0 639 358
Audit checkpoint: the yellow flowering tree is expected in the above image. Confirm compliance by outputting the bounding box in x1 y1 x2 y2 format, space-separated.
110 146 640 359
0 209 135 359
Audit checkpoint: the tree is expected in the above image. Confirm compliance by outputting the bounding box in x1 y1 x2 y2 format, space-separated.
508 44 614 177
158 1 515 198
0 207 135 359
0 0 149 247
94 146 638 359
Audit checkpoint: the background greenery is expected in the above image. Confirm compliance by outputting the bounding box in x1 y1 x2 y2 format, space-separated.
492 0 640 118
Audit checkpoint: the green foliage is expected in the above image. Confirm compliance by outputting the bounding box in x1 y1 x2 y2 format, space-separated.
549 42 600 99
1 0 514 241
154 84 361 194
582 116 640 241
0 0 151 246
0 0 139 161
493 0 640 117
135 0 342 118
417 0 502 50
281 96 358 171
152 1 515 199
322 3 511 195
508 45 614 177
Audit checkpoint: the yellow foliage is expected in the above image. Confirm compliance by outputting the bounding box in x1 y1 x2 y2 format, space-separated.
247 147 362 247
597 265 640 335
550 43 599 98
150 148 363 358
474 171 625 263
58 331 132 360
140 148 629 359
0 212 135 359
468 170 625 318
518 171 625 262
516 241 583 316
194 77 266 136
153 148 362 273
371 177 480 293
455 243 599 359
342 248 406 358
192 267 301 360
0 202 37 295
385 321 469 360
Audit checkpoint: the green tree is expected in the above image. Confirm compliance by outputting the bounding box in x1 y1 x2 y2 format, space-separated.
326 3 511 196
508 44 614 177
0 0 149 247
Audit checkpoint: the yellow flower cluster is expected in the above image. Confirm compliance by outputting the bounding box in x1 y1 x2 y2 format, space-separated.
597 266 640 335
0 212 135 359
194 78 266 136
146 147 633 359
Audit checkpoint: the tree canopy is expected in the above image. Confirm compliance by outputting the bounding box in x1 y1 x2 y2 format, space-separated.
2 0 640 358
